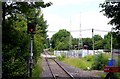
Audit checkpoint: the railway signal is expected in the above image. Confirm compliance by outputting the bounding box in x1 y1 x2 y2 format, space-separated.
27 23 36 34
27 22 36 77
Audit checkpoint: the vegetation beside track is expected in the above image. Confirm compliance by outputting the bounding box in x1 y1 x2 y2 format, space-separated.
58 53 120 78
59 55 94 70
2 2 52 78
32 57 43 77
59 53 111 70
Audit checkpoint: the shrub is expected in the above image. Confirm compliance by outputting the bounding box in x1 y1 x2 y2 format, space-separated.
32 57 42 77
57 53 65 61
92 53 110 70
48 48 54 52
84 55 94 61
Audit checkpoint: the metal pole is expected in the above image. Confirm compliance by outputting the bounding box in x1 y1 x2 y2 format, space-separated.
79 13 82 50
30 34 33 77
69 17 72 51
92 28 94 54
111 28 113 59
78 13 82 50
49 38 51 49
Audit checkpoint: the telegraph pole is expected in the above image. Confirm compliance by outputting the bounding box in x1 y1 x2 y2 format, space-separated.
92 28 94 54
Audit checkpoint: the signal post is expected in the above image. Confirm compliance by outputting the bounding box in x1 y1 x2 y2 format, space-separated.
27 22 36 77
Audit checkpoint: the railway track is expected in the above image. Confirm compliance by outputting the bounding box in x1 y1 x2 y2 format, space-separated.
44 51 75 79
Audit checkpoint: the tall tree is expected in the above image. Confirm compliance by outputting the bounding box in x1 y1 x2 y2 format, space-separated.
72 38 79 49
82 38 92 50
51 29 72 50
93 35 103 42
93 35 104 50
104 32 119 50
100 2 120 48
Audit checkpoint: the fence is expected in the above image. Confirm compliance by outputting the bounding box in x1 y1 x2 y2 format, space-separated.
54 49 104 57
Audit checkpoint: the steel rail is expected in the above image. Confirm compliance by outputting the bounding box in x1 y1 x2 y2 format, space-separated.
53 59 75 79
44 51 75 79
44 52 56 79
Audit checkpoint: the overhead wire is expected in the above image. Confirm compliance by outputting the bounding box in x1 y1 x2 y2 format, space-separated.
47 29 110 33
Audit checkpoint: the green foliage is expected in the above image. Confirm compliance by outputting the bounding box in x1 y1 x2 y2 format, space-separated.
103 32 119 50
2 14 30 77
61 54 110 70
100 2 120 48
34 35 43 63
72 38 79 45
51 29 72 50
93 35 104 50
94 40 104 50
32 57 42 77
93 35 103 42
100 2 120 30
57 53 65 61
48 48 54 53
103 32 111 50
2 2 51 78
114 73 120 79
84 55 94 61
61 57 93 70
51 32 115 50
92 53 110 70
82 38 92 50
73 33 119 50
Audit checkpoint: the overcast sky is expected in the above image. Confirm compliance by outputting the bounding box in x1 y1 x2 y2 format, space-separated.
42 0 113 38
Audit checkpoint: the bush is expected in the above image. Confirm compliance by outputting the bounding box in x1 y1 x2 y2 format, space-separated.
61 57 93 70
84 55 94 61
57 53 65 61
48 48 54 53
92 53 110 70
114 73 120 79
32 57 42 77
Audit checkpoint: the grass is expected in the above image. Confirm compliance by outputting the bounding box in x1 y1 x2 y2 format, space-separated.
58 53 114 78
32 57 43 77
99 74 106 78
61 55 94 70
57 53 65 61
60 53 111 70
114 73 120 79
